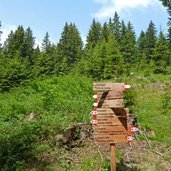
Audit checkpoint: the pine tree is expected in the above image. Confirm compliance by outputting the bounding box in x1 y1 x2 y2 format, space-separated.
90 40 107 80
1 26 35 90
153 31 170 73
109 12 121 43
136 31 148 67
86 19 101 49
103 35 123 79
23 27 35 65
100 22 110 42
168 26 171 49
159 0 171 21
4 26 25 58
57 22 83 75
120 20 127 40
137 31 146 53
120 21 136 65
144 21 157 62
42 32 51 52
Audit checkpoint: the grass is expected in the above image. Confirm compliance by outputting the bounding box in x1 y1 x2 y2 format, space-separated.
0 73 171 170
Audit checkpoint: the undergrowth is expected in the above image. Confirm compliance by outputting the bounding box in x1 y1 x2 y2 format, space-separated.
0 73 171 170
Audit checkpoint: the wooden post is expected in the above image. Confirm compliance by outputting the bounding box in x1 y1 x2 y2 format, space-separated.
110 143 116 171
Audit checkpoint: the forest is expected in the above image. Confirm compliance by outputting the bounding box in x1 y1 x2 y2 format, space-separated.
0 0 171 170
0 11 171 91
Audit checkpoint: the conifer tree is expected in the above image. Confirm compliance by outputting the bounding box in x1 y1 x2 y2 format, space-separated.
57 22 83 75
4 26 25 58
144 21 157 62
137 31 146 54
42 32 51 52
86 19 101 49
120 21 136 65
120 20 127 40
109 12 121 43
159 0 171 52
1 26 35 90
101 22 110 42
90 40 107 80
23 27 35 65
136 31 148 67
103 35 123 79
153 31 170 73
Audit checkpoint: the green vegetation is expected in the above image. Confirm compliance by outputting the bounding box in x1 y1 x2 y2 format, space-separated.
0 75 93 170
0 1 171 170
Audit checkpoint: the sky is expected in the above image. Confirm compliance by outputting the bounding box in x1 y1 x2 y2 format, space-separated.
0 0 169 46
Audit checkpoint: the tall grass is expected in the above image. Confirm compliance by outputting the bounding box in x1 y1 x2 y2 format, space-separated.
0 75 93 170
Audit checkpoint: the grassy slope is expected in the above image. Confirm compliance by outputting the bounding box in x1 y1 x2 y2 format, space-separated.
0 74 171 170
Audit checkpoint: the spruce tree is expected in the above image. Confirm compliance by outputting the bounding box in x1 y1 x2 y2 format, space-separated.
136 31 148 68
101 22 110 42
120 20 127 40
91 40 107 80
1 26 35 89
57 22 83 75
144 21 157 62
23 27 35 65
42 32 51 52
86 19 101 49
4 26 25 58
137 31 146 53
153 31 170 73
103 35 123 79
120 21 136 65
109 12 121 43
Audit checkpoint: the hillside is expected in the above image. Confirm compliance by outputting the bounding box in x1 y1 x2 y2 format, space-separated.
0 74 171 171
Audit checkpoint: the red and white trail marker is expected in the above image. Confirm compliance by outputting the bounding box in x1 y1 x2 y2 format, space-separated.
91 118 97 125
93 94 98 99
93 102 98 107
127 135 134 143
124 83 131 90
90 110 97 116
131 126 139 133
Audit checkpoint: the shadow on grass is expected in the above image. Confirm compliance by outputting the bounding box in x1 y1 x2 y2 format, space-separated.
117 159 141 171
101 159 141 171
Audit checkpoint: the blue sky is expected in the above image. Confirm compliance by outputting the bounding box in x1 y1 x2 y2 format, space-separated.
0 0 169 46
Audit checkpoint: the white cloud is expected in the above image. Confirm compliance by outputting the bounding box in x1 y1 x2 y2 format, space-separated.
81 32 87 46
93 0 163 20
0 23 43 49
0 23 17 45
34 40 42 49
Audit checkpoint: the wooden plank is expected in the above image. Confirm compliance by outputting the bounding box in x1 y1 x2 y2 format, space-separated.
96 122 122 126
97 122 122 126
93 83 125 91
98 99 124 108
94 134 128 144
94 125 127 132
97 117 123 124
96 108 128 117
97 115 127 118
97 91 124 100
110 144 116 171
95 139 128 144
95 134 127 139
97 108 115 115
94 132 127 135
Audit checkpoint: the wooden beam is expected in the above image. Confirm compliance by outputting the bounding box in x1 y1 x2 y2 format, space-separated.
93 83 126 91
110 144 116 171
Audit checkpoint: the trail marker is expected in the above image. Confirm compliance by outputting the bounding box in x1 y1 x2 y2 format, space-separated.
91 82 138 171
